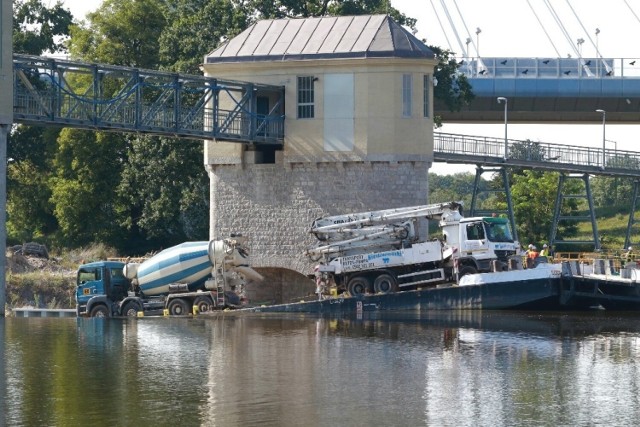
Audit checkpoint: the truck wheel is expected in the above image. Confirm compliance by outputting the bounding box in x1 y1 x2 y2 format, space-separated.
347 276 371 296
89 304 110 318
459 266 478 278
122 301 141 317
168 298 190 316
194 296 213 313
373 273 397 294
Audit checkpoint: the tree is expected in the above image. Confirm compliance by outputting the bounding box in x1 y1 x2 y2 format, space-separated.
6 127 60 243
159 0 248 73
509 139 547 162
427 45 475 127
13 0 73 55
508 170 581 246
117 136 209 251
49 129 128 247
246 0 415 26
9 0 75 243
67 0 166 68
429 172 479 208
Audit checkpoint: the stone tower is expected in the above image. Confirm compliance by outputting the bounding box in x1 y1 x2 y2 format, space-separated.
202 15 438 303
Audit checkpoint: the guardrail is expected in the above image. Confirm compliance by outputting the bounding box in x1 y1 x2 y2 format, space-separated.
457 57 640 79
434 132 640 176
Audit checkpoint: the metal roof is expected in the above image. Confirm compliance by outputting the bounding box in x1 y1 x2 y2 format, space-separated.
206 15 434 63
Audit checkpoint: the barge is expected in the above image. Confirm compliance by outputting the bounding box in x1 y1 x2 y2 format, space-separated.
246 261 640 314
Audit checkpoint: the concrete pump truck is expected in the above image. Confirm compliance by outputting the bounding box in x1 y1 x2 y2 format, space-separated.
306 202 521 297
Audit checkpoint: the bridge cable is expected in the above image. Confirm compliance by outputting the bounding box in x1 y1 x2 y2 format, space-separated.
429 0 454 53
439 0 468 59
564 0 597 76
526 0 562 57
623 0 640 25
542 0 581 59
451 0 485 73
566 0 611 76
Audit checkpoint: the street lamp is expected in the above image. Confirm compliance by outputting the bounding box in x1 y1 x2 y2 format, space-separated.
476 27 482 58
497 97 508 160
596 109 606 169
577 38 585 57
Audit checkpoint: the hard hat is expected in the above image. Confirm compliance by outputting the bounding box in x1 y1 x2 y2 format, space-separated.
543 244 548 248
629 246 633 251
532 246 537 250
528 244 534 249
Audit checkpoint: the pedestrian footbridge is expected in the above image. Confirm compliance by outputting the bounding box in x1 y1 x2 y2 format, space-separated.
436 56 640 123
12 54 285 144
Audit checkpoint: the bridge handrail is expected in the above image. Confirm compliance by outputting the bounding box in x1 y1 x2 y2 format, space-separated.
434 132 640 174
457 57 640 79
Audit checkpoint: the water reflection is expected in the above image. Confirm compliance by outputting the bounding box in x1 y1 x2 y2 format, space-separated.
3 311 640 426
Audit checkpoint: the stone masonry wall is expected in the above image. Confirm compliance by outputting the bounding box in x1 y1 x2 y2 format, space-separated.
209 161 430 298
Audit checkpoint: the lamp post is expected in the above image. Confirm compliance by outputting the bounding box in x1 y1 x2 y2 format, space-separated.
577 38 584 57
476 27 481 58
596 109 606 169
497 97 508 160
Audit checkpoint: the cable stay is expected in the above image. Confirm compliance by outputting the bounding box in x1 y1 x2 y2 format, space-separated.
542 0 581 59
439 0 469 59
526 0 562 57
564 0 603 76
429 0 454 53
623 0 640 26
451 0 485 75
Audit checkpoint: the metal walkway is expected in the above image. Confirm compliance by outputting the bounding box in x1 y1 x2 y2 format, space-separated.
12 54 285 144
434 132 640 177
436 56 640 123
435 132 640 250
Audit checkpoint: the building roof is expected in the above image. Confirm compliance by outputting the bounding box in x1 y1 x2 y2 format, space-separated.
205 15 435 64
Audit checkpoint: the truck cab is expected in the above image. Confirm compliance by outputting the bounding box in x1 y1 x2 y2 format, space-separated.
447 216 519 273
76 261 129 317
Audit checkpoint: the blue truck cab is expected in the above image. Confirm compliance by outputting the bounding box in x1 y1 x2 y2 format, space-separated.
76 261 130 317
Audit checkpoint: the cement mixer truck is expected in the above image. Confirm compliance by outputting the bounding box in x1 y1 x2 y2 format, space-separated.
75 235 263 317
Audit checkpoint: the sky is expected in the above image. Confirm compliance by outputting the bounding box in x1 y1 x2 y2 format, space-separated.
57 0 640 174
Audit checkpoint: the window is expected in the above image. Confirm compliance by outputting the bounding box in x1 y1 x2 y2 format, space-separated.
402 74 412 117
466 223 485 240
423 75 430 118
297 76 315 119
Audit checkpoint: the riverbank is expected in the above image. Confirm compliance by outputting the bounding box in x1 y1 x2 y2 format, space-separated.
5 244 118 311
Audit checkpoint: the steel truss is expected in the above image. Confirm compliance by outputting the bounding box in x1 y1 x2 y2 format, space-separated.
12 54 284 144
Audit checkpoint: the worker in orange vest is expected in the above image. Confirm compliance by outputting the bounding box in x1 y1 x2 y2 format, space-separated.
526 245 539 268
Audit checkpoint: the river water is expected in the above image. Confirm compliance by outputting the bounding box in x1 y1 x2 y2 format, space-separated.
3 311 640 426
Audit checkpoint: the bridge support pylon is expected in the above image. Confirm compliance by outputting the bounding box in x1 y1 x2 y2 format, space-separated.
469 166 518 242
624 180 640 250
549 173 600 251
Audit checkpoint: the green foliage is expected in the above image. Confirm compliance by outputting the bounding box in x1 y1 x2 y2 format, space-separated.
428 172 478 208
246 0 415 26
49 129 128 247
427 45 475 127
68 0 166 67
159 0 248 73
13 0 73 55
509 139 546 162
117 136 209 249
7 126 60 243
508 170 581 246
